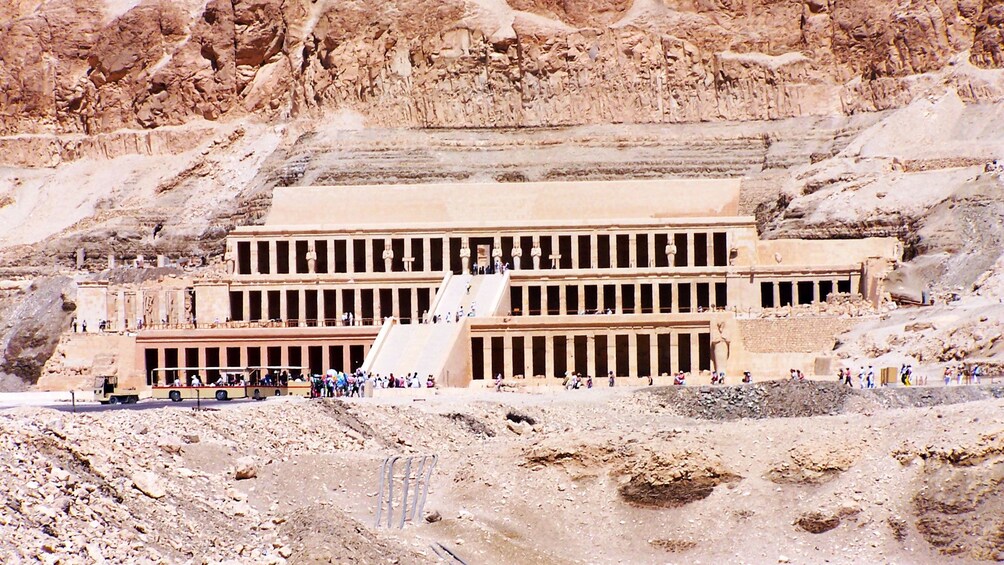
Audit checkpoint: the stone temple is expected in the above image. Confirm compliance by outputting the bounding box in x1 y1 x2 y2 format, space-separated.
73 179 901 388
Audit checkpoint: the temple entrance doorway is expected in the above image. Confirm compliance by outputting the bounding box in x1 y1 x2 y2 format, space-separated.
476 245 490 269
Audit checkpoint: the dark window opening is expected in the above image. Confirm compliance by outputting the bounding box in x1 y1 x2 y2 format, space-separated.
694 233 708 267
678 283 692 313
597 235 611 269
566 285 579 315
256 241 270 274
372 239 386 273
412 238 424 271
164 349 179 382
360 289 374 322
418 288 431 319
528 286 542 316
640 284 653 314
637 334 651 377
837 279 852 294
616 234 630 268
144 349 159 386
659 283 673 313
819 280 834 302
761 282 775 308
531 336 546 377
379 288 392 319
636 234 649 267
779 282 794 307
603 285 616 313
553 336 567 378
696 283 710 311
308 346 323 376
304 289 318 325
449 237 462 274
352 240 366 272
655 234 669 267
285 290 299 323
674 234 688 267
323 289 338 324
276 241 290 274
391 238 405 272
295 240 309 274
713 232 728 266
287 347 302 377
349 345 365 371
334 240 348 273
341 289 355 321
574 336 588 376
512 337 525 377
715 282 727 308
398 288 412 323
329 345 344 372
622 284 636 314
315 240 328 273
430 238 444 271
577 235 591 269
559 236 573 269
615 335 629 376
267 290 281 320
594 335 609 377
491 336 505 378
539 237 553 270
205 348 220 382
520 237 535 270
237 242 251 275
678 334 692 373
797 281 815 305
584 285 598 314
657 334 672 375
546 286 560 315
229 291 244 321
248 290 262 321
510 286 523 315
698 332 711 372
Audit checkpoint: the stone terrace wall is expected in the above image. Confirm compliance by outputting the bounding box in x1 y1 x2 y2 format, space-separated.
739 317 859 354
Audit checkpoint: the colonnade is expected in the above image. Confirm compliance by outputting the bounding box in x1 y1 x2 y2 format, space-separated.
471 330 712 379
232 230 731 276
143 342 372 385
228 285 437 325
510 280 728 315
759 276 857 308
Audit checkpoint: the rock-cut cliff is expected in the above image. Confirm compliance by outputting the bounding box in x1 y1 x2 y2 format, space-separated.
2 0 1004 135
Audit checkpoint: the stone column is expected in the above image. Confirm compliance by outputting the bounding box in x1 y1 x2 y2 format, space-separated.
262 290 271 321
590 233 599 268
578 283 585 315
690 282 698 313
690 332 700 375
523 338 532 377
411 288 419 322
706 234 714 268
266 240 276 275
241 291 250 323
628 233 637 268
586 335 596 377
610 234 618 268
299 288 307 325
566 336 575 375
156 349 166 385
422 238 432 273
670 332 680 374
503 336 513 378
392 286 400 319
615 284 623 314
442 238 450 273
813 280 821 303
345 239 355 273
545 337 554 378
607 334 617 376
559 285 567 315
373 288 382 322
522 286 530 317
653 284 661 314
318 289 326 326
342 346 351 372
773 282 781 308
280 345 289 370
326 239 335 274
648 233 656 267
686 232 695 267
365 238 374 273
571 235 580 269
278 290 288 322
635 282 642 313
628 334 639 377
250 242 259 274
649 334 659 376
483 337 493 380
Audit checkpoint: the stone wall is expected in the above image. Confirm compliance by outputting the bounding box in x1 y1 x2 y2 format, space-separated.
739 317 858 354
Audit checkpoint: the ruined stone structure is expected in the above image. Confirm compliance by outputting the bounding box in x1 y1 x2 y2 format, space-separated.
75 180 900 387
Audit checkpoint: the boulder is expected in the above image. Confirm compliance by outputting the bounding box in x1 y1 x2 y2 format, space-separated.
132 471 166 499
234 456 257 480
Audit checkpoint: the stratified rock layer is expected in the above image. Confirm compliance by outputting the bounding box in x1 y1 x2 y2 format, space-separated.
3 0 1004 135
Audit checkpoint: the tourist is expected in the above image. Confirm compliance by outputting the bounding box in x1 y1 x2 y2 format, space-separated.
81 320 87 333
972 364 982 385
608 371 615 387
866 366 875 389
742 371 752 384
944 366 952 386
587 375 594 388
426 374 435 388
71 318 77 333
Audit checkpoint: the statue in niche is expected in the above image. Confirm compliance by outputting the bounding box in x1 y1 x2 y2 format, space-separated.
459 239 471 271
143 293 156 327
665 242 677 267
225 240 236 275
306 242 317 274
382 243 394 272
184 289 194 324
711 318 733 376
511 240 523 270
530 237 542 270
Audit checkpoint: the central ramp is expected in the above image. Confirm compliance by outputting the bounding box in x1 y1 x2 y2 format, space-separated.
363 270 510 387
362 272 510 386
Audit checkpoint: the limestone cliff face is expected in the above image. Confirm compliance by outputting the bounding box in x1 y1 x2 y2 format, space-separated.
2 0 1003 135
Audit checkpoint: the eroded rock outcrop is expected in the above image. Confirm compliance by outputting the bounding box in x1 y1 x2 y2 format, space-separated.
2 0 1004 135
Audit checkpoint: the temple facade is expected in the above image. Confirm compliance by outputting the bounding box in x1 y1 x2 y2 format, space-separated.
75 180 901 387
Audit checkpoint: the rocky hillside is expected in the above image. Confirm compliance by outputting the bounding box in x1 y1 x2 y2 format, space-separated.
3 0 1004 135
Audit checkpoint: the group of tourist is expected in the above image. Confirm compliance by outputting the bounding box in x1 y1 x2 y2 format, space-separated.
309 370 436 397
943 364 983 386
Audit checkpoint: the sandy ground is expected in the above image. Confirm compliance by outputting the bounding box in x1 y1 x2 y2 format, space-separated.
1 382 1002 564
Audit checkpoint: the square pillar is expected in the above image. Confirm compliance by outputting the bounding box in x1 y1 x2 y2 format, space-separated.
649 334 659 376
559 285 567 315
628 334 639 377
586 335 596 377
628 233 637 268
345 238 355 273
689 332 700 375
590 233 599 268
503 335 513 378
773 281 780 308
571 235 580 269
609 234 618 269
353 288 362 324
442 238 450 273
615 284 623 314
392 286 401 319
577 283 585 315
670 332 680 374
298 288 307 324
268 240 278 275
690 282 698 313
607 334 617 377
545 337 554 378
241 291 250 323
652 283 661 314
326 238 335 274
250 242 259 274
484 336 494 380
648 233 656 267
635 282 642 313
521 285 530 316
423 237 432 272
566 336 575 375
813 280 821 303
686 232 695 267
365 238 375 273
